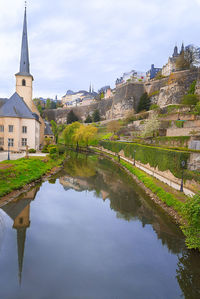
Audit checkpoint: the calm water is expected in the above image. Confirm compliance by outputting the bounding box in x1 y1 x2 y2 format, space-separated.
0 154 199 299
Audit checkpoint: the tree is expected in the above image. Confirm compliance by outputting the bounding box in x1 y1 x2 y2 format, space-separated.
82 125 98 147
63 122 81 147
46 98 51 109
92 109 100 122
100 92 104 99
175 52 190 70
85 115 93 123
50 120 59 143
176 46 200 70
50 101 57 109
137 93 151 113
141 114 160 137
67 110 79 124
107 120 121 134
63 122 97 149
184 46 200 67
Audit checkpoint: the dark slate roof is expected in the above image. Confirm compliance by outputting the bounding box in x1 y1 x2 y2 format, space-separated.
0 98 7 108
44 122 53 135
1 198 32 221
0 92 36 119
15 7 32 77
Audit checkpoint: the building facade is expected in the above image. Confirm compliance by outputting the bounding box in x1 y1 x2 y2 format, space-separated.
161 45 181 76
0 6 45 151
146 64 162 81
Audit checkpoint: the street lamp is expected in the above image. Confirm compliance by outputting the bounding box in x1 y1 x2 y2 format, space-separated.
7 140 10 160
133 149 136 166
180 160 185 192
118 154 120 162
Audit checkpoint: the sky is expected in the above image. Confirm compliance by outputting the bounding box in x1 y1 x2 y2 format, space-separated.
0 0 200 99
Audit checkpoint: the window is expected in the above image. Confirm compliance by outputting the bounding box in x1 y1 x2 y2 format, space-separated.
19 217 23 224
0 125 4 132
22 79 26 86
22 126 27 133
8 125 13 132
8 138 14 147
22 138 27 146
0 137 4 145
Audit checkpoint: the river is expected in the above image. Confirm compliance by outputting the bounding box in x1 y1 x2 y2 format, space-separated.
0 153 199 299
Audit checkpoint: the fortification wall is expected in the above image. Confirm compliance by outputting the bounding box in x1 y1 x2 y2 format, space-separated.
44 99 113 123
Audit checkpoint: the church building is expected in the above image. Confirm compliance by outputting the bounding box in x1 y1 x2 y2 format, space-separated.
0 6 45 152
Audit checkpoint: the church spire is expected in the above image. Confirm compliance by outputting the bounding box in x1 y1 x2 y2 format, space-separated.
18 3 31 76
17 227 27 285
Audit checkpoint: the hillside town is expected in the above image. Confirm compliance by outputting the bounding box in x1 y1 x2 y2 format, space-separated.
0 2 199 299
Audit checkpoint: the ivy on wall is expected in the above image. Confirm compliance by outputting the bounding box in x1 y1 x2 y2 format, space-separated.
99 141 190 179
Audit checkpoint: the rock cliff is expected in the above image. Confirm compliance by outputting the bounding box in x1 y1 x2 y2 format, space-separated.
43 69 200 123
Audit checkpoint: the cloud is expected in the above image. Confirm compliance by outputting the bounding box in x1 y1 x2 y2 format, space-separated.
0 0 200 98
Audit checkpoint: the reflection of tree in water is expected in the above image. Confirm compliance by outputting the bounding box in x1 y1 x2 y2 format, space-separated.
61 154 186 254
64 153 96 178
176 250 200 299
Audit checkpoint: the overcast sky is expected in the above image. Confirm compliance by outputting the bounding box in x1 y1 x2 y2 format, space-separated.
0 0 200 99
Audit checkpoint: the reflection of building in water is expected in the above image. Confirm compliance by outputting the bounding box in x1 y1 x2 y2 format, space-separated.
60 176 93 192
0 187 38 284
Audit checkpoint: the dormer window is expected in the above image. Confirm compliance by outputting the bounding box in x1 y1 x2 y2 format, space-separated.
22 79 26 86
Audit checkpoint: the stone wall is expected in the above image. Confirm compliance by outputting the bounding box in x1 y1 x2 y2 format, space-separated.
107 83 145 119
43 69 200 123
44 98 113 123
147 69 199 107
166 128 200 136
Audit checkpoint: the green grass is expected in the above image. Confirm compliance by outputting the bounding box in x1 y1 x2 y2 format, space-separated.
0 155 65 197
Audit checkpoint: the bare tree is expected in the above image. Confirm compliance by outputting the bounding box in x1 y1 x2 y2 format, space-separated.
141 114 160 138
185 45 200 67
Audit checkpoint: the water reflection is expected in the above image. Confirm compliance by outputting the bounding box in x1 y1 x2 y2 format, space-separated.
60 154 185 254
0 153 199 298
0 187 39 284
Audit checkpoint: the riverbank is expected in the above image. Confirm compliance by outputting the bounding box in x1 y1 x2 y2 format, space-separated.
93 147 200 251
0 155 65 200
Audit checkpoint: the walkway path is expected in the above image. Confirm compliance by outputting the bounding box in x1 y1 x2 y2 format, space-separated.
0 152 47 162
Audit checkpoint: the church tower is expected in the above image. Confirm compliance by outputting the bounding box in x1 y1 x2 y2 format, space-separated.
15 4 45 146
15 5 34 112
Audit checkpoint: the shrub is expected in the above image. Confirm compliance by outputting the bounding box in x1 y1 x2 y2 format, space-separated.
149 90 159 97
85 115 93 123
188 80 197 94
194 101 200 115
181 94 199 106
149 104 159 110
110 135 119 141
58 144 65 154
48 145 58 154
166 105 180 113
28 148 36 153
181 193 200 250
175 120 184 128
41 145 49 153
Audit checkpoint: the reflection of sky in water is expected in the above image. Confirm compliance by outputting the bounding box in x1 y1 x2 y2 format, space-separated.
0 156 199 299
